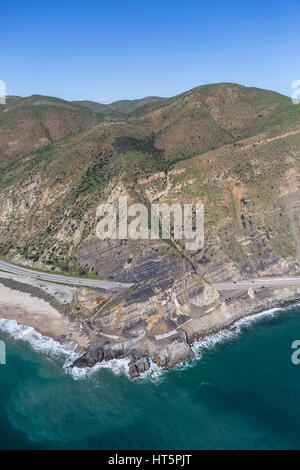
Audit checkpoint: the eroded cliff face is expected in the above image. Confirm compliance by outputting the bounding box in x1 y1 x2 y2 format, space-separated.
72 271 300 377
1 84 300 285
1 84 300 375
73 264 221 376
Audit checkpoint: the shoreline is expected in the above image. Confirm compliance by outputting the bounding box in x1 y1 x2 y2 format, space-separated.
0 276 73 316
1 277 300 379
0 291 299 382
0 282 88 353
189 294 300 342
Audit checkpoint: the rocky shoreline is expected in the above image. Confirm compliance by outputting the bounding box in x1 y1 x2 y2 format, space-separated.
73 282 300 378
1 273 300 379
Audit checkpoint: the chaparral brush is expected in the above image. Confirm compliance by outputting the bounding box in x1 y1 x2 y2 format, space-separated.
1 82 300 378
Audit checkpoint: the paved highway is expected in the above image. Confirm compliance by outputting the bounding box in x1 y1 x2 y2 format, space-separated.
1 259 300 293
0 259 133 291
213 277 300 291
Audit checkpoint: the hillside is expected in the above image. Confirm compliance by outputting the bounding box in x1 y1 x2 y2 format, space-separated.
1 81 300 373
0 82 300 279
0 94 104 166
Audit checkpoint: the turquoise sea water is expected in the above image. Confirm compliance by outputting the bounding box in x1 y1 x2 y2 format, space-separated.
1 305 300 450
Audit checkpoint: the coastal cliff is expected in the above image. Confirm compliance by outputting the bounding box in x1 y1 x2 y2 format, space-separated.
71 278 300 377
1 83 300 376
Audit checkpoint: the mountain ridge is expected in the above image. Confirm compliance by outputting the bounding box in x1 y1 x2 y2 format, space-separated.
1 82 300 374
71 95 165 114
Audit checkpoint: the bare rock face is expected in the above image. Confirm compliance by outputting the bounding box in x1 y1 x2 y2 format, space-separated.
72 258 221 377
148 336 194 369
3 84 300 378
72 343 104 368
185 273 219 307
73 276 300 378
128 357 150 378
73 253 300 378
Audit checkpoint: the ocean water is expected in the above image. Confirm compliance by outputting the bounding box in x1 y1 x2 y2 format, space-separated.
1 305 300 450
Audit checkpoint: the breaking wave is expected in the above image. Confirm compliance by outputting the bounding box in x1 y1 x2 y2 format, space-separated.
0 318 77 358
67 358 130 380
0 302 298 383
176 303 298 372
141 303 298 381
0 317 130 380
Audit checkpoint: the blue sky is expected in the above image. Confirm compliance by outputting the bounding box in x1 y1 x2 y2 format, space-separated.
1 0 299 102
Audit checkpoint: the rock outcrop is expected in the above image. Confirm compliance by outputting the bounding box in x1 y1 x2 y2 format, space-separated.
2 83 300 377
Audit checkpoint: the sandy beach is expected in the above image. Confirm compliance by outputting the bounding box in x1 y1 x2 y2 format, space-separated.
0 283 88 351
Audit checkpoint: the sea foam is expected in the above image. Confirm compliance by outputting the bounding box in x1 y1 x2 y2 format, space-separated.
0 317 130 380
0 318 77 358
175 303 298 372
141 303 299 381
66 357 130 380
0 302 298 382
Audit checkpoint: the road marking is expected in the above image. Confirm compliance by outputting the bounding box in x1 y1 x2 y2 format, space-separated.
0 259 133 291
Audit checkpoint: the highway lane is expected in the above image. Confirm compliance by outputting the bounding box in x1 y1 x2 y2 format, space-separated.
0 259 133 291
213 277 300 291
2 259 300 293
